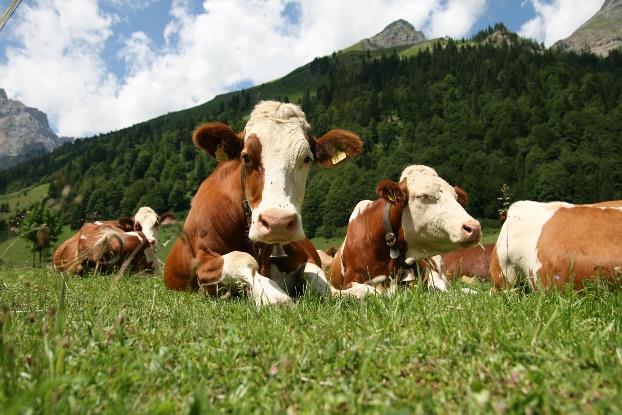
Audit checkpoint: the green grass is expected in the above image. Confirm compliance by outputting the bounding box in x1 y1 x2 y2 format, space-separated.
311 236 345 251
0 184 49 217
1 269 621 413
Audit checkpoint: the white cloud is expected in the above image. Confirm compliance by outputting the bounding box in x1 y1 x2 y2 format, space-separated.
519 0 602 46
0 0 488 137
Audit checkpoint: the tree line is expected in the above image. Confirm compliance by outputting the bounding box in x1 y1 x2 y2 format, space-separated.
2 27 622 238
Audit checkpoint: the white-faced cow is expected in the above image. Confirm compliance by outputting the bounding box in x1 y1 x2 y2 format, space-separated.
330 165 481 291
164 101 367 304
490 200 622 290
53 207 175 274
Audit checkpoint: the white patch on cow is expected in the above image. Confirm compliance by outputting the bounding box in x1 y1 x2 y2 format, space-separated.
220 251 292 306
349 200 373 223
302 261 332 296
80 235 87 240
425 255 448 292
339 236 347 277
244 101 312 243
94 221 103 225
494 200 569 287
125 230 157 266
399 165 480 260
133 206 159 244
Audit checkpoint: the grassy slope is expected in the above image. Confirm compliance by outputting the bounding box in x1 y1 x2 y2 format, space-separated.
0 270 621 413
0 184 49 217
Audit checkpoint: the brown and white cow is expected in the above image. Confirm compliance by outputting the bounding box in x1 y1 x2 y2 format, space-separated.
163 101 367 304
442 244 494 280
53 207 175 274
330 165 481 291
490 200 622 290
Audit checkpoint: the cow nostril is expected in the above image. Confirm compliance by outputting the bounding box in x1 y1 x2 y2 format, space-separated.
259 215 270 230
463 224 473 234
286 215 298 231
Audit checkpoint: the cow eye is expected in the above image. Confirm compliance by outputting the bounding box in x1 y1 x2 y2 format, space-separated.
241 153 250 164
416 194 434 202
303 155 313 164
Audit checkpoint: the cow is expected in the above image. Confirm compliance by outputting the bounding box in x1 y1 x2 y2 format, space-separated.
442 244 494 280
163 101 370 304
53 207 175 274
330 165 481 292
490 200 622 290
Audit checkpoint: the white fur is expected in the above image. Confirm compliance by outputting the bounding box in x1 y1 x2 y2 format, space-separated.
349 200 373 223
220 251 293 306
494 200 568 288
399 165 479 260
125 231 157 267
133 206 159 244
244 101 313 243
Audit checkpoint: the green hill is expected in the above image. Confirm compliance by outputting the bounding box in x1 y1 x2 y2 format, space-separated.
2 26 622 242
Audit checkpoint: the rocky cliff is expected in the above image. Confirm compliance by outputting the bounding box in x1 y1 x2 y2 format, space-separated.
355 19 426 51
0 89 72 169
554 0 622 56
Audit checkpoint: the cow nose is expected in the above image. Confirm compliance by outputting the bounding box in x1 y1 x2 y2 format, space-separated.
257 209 298 241
461 220 481 242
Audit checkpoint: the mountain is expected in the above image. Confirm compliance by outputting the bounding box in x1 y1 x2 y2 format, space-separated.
0 89 73 169
554 0 622 56
347 19 426 51
2 24 622 238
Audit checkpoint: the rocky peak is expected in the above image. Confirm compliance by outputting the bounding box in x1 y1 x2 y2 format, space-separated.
554 0 622 56
358 19 426 51
0 89 73 170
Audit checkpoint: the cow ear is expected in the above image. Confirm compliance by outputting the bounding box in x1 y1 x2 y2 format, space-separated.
454 186 468 207
376 180 407 204
159 212 177 225
193 122 244 161
117 217 134 232
314 129 363 168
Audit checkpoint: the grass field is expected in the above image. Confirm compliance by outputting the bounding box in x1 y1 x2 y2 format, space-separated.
1 269 621 413
0 184 49 217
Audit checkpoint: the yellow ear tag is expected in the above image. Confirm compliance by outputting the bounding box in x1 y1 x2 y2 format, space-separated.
331 150 347 165
215 144 229 162
388 194 397 203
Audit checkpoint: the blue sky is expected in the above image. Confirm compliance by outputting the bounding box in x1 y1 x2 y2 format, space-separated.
0 0 603 137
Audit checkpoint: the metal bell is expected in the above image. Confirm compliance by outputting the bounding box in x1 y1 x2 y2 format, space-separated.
269 243 288 260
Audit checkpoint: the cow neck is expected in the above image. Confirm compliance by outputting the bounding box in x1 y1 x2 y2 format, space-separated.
382 202 417 271
238 164 288 276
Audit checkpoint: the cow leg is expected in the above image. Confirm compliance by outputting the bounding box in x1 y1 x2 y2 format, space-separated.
164 237 198 290
425 255 449 292
300 262 332 296
197 251 292 306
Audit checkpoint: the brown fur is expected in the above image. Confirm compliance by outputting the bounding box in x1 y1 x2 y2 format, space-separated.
442 244 494 280
330 185 408 289
536 206 622 289
163 158 321 292
165 118 362 295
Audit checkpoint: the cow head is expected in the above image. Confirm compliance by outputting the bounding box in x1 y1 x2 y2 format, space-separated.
130 207 177 245
377 165 481 259
193 101 362 244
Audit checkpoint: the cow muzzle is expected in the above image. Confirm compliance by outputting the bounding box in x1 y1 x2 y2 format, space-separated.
460 219 482 244
255 208 301 243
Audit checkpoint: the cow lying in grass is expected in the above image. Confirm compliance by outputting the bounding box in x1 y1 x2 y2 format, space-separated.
330 165 481 292
53 207 175 274
442 244 495 280
163 101 373 304
490 200 622 290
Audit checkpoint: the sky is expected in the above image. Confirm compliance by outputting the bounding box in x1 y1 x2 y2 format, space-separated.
0 0 604 138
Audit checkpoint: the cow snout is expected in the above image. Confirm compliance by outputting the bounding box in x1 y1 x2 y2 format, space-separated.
461 220 481 242
257 209 299 241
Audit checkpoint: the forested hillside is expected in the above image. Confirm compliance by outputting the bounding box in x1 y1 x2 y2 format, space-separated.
2 28 622 238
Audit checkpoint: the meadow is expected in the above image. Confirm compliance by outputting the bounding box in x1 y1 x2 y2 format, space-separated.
1 268 621 414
